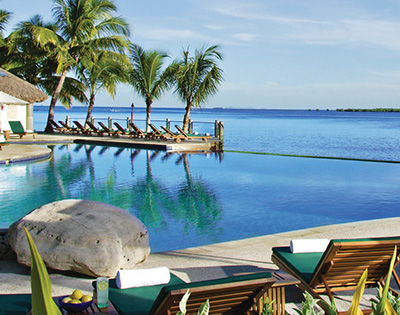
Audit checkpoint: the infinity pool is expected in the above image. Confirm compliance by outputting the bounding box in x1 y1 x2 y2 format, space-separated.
2 144 400 252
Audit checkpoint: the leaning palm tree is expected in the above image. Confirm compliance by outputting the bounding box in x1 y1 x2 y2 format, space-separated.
77 50 130 126
2 16 87 105
173 44 224 132
128 43 174 133
28 0 130 132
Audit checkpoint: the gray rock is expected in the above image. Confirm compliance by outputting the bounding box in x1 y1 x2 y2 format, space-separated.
8 199 150 277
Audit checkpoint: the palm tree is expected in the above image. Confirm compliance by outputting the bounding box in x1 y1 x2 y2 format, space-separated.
0 9 11 45
128 43 174 133
28 0 130 132
173 44 224 132
1 16 87 106
77 50 130 126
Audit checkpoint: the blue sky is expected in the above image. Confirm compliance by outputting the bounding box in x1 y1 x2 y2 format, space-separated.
3 0 400 109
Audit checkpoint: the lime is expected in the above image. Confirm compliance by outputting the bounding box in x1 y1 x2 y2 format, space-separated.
71 289 83 300
81 295 93 303
70 299 82 304
97 281 108 291
62 297 72 304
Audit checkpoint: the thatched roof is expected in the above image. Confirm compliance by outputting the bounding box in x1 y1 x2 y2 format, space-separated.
0 68 48 103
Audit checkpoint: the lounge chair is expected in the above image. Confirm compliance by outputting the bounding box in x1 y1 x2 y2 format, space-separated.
175 125 212 142
58 121 78 133
93 271 275 315
98 122 120 137
149 124 169 141
50 120 67 133
8 121 36 139
271 237 400 310
160 126 183 143
86 121 106 136
73 121 92 135
129 122 146 138
114 122 136 138
0 293 32 315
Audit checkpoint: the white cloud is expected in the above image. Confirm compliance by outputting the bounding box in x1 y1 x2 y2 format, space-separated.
204 24 224 30
232 33 258 42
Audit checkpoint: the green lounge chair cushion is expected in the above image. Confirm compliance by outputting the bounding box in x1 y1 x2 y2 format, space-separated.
272 247 324 283
0 294 31 315
9 121 26 134
93 273 186 315
149 271 272 314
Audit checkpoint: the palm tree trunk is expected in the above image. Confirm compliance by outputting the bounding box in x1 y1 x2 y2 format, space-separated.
44 68 68 133
85 93 96 128
182 103 192 133
145 99 152 133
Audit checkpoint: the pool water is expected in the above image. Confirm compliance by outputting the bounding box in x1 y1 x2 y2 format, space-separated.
2 144 400 252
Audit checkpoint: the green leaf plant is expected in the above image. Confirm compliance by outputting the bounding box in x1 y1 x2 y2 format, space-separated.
175 290 210 315
24 227 61 315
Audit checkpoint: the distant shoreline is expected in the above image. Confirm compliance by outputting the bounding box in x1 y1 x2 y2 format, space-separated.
336 108 400 112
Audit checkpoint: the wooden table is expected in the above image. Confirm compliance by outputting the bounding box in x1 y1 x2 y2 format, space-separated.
57 298 118 314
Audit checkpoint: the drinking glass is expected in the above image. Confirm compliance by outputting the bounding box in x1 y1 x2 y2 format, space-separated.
96 277 109 308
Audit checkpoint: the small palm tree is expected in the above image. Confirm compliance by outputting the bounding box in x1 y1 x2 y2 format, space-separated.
77 50 130 126
128 43 174 133
0 9 11 45
28 0 130 132
173 44 224 132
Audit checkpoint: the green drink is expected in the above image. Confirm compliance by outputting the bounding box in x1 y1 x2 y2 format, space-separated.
96 277 109 308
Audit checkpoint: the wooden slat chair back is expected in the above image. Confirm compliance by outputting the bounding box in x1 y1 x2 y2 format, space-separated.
129 122 146 138
272 237 400 303
73 120 91 134
310 239 400 294
150 273 275 315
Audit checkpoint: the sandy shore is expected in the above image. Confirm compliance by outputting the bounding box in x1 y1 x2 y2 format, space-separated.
1 217 400 312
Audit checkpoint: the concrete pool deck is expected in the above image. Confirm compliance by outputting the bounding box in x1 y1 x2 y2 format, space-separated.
1 217 400 313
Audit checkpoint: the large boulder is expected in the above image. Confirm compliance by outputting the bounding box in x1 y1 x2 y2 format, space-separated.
8 199 150 277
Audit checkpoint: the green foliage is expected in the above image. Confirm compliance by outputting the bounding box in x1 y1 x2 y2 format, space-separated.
175 290 210 315
24 227 61 315
294 291 324 315
260 297 275 315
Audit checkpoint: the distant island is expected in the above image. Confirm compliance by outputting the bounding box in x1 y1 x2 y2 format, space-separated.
336 108 400 112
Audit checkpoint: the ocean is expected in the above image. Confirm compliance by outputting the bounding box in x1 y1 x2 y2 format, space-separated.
34 106 400 161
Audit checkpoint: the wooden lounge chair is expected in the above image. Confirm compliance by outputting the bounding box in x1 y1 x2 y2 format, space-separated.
149 124 169 141
98 121 120 137
93 271 275 315
58 121 78 133
50 120 67 133
129 122 146 138
175 125 212 142
160 126 183 143
9 120 36 138
114 122 136 137
73 121 92 135
86 121 106 136
271 237 400 311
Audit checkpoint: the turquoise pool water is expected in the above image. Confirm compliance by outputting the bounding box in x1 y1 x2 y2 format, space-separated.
2 144 400 252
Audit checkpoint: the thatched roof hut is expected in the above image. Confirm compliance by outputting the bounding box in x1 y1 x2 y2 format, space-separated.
0 68 48 103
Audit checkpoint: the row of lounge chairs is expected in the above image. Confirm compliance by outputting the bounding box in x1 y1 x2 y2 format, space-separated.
51 120 212 142
3 236 399 314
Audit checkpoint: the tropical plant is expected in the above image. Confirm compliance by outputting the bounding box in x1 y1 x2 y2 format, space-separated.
77 50 130 126
260 297 275 315
27 0 130 132
175 290 210 315
173 44 224 132
1 15 87 106
0 8 11 45
128 43 174 132
24 227 62 315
